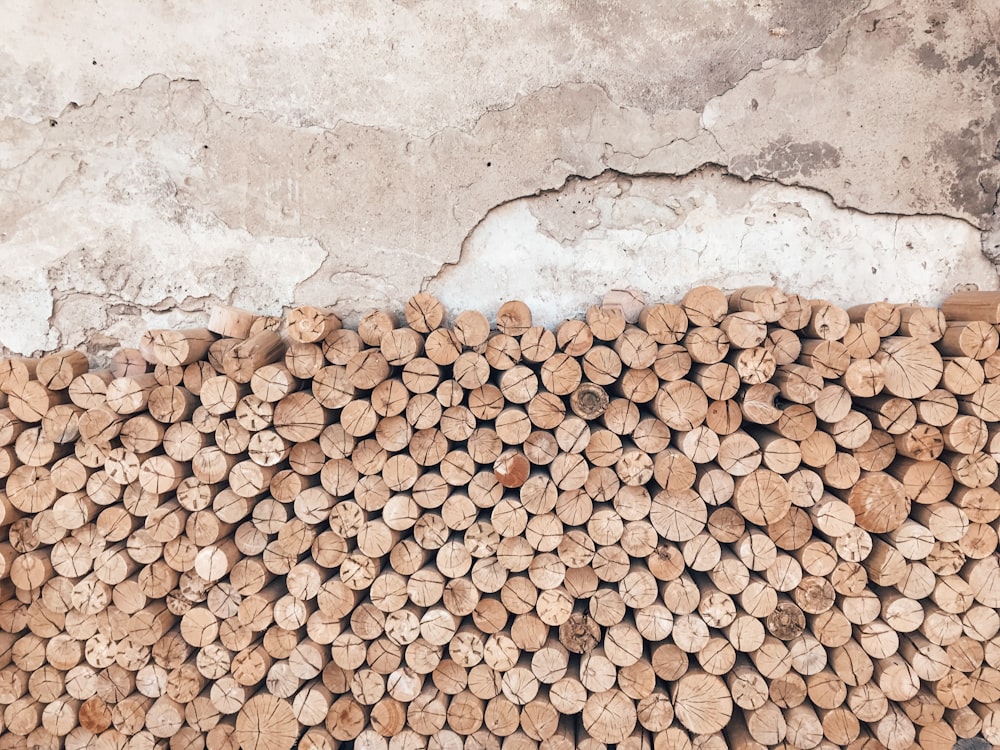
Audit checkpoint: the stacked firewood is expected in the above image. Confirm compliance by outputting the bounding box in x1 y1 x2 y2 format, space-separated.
1 286 1000 750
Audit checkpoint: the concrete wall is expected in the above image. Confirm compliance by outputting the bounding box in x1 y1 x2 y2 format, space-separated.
1 0 998 356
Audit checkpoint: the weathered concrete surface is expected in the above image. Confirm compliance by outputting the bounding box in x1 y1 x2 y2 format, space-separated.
1 0 864 131
0 0 998 356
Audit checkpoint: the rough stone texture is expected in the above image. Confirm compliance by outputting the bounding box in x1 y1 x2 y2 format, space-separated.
0 0 998 356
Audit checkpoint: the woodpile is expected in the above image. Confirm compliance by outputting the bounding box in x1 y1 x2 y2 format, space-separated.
2 287 1000 749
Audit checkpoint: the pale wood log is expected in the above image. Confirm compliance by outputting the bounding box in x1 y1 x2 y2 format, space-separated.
342 349 390 393
732 468 790 526
583 304 625 342
652 342 692 382
248 314 282 336
728 285 787 322
648 488 706 543
887 456 953 505
818 451 861 490
283 306 338 344
177 361 213 399
712 428 762 477
718 311 767 350
925 540 967 578
669 425 718 466
684 326 729 364
729 345 776 386
917 387 959 426
15 424 71 465
638 302 688 344
319 331 362 372
581 689 636 744
0 409 26 451
599 397 636 436
959 520 999 559
853 429 896 471
104 373 158 415
651 380 707 433
353 310 396 349
5 464 58 514
399 292 446 335
670 670 732 734
510 325 551 365
145 329 216 368
759 290 802 329
692 399 743 444
798 339 850 379
680 286 727 327
770 668 808 708
8 379 68 423
379 328 424 366
244 365 300 408
449 351 488 390
892 305 945 343
772 364 823 405
807 607 852 650
940 290 1000 322
614 327 658 370
752 433 800 476
110 347 150 377
204 305 253 339
875 336 944 398
483 332 520 372
740 383 781 425
766 326 803 365
872 704 916 750
948 450 998 488
35 350 89 393
912 501 970 543
450 309 490 349
118 415 165 457
232 693 300 750
840 358 884 398
690 362 739 402
842 322 881 359
960 381 1000 421
942 414 988 454
943 355 986 395
723 714 767 750
0 357 39 395
939 319 999 360
847 301 900 335
840 470 909 533
784 703 825 749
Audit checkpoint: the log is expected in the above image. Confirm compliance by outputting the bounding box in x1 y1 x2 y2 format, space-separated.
404 292 446 334
670 670 733 734
876 336 944 398
287 306 341 344
19 288 1000 747
681 286 728 327
941 291 1000 322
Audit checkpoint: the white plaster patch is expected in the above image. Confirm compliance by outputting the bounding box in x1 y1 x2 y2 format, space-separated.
0 152 327 355
427 171 996 327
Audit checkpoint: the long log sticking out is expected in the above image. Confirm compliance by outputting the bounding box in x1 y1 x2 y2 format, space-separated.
2 287 1000 749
